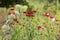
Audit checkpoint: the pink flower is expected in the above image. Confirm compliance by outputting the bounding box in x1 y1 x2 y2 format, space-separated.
45 12 50 17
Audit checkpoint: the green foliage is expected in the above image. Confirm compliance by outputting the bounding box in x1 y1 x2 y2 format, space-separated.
48 0 54 3
0 0 28 8
15 0 28 5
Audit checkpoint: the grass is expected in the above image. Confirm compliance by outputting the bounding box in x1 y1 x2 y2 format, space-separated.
0 0 60 40
0 8 7 26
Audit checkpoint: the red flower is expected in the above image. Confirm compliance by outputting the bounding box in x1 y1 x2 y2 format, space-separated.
13 18 18 21
8 12 11 15
8 12 15 15
26 14 31 16
11 12 15 14
27 10 33 14
31 14 34 16
16 20 19 23
50 16 54 19
37 26 42 29
37 26 46 29
26 13 34 17
27 12 31 14
13 18 18 23
25 10 36 17
10 7 14 10
45 12 50 17
30 10 33 13
10 22 15 25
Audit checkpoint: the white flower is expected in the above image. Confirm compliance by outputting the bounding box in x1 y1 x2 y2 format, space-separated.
52 18 55 22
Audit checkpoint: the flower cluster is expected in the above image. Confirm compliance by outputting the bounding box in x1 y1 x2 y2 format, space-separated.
8 8 19 26
23 10 37 17
44 12 55 22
